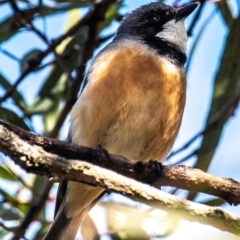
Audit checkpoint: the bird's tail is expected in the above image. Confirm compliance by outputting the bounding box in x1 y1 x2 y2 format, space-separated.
43 198 88 240
44 182 105 240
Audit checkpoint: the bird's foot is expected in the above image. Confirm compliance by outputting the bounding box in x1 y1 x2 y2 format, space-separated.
148 159 163 175
147 159 163 187
95 145 109 163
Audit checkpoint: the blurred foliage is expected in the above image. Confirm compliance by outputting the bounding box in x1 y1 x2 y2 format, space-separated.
0 0 239 239
188 15 240 201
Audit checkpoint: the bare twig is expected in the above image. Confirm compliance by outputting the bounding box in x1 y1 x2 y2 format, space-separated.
31 47 80 73
187 1 205 36
186 7 217 74
8 0 74 81
0 158 32 190
0 47 20 62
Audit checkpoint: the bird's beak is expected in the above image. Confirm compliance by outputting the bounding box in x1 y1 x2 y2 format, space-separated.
176 2 199 21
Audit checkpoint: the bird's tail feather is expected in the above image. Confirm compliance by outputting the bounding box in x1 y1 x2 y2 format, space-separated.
44 199 88 240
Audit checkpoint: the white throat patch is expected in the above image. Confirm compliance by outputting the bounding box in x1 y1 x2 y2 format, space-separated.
156 19 187 53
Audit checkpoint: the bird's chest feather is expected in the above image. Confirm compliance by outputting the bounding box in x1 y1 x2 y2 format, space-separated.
70 41 186 162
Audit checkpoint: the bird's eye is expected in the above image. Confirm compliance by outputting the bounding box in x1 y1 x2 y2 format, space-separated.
151 15 160 22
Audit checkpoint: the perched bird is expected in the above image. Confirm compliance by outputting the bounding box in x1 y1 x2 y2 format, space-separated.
44 2 198 239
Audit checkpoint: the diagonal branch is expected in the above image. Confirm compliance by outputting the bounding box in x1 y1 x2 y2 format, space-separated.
0 120 240 205
0 120 240 236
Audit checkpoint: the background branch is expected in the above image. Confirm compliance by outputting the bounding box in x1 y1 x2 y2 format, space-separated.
11 181 52 240
0 0 116 105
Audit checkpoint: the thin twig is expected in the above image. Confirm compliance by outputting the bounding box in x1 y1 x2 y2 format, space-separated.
0 221 13 232
0 158 32 190
0 47 20 62
187 1 206 36
186 7 217 74
8 0 74 81
28 23 74 82
11 181 53 240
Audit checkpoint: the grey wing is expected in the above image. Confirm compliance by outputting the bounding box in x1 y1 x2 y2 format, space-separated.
54 73 89 217
54 181 67 217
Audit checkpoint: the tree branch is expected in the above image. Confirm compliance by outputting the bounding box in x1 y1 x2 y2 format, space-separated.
0 120 240 236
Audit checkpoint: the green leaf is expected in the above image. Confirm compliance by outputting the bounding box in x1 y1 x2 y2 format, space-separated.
31 176 50 221
0 203 22 220
0 166 18 181
43 96 62 133
0 188 18 203
0 17 19 43
26 27 87 117
0 3 88 43
32 176 49 201
0 107 30 130
0 188 28 214
20 49 42 73
0 228 10 239
25 97 55 115
36 27 87 99
100 1 122 31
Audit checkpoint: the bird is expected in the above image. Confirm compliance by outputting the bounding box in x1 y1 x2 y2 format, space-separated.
44 2 198 239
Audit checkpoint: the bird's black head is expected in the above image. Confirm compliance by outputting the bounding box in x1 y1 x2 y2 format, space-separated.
115 2 198 65
117 3 176 37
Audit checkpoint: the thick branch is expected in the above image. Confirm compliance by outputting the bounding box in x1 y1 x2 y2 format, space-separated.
0 120 240 236
0 120 239 205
